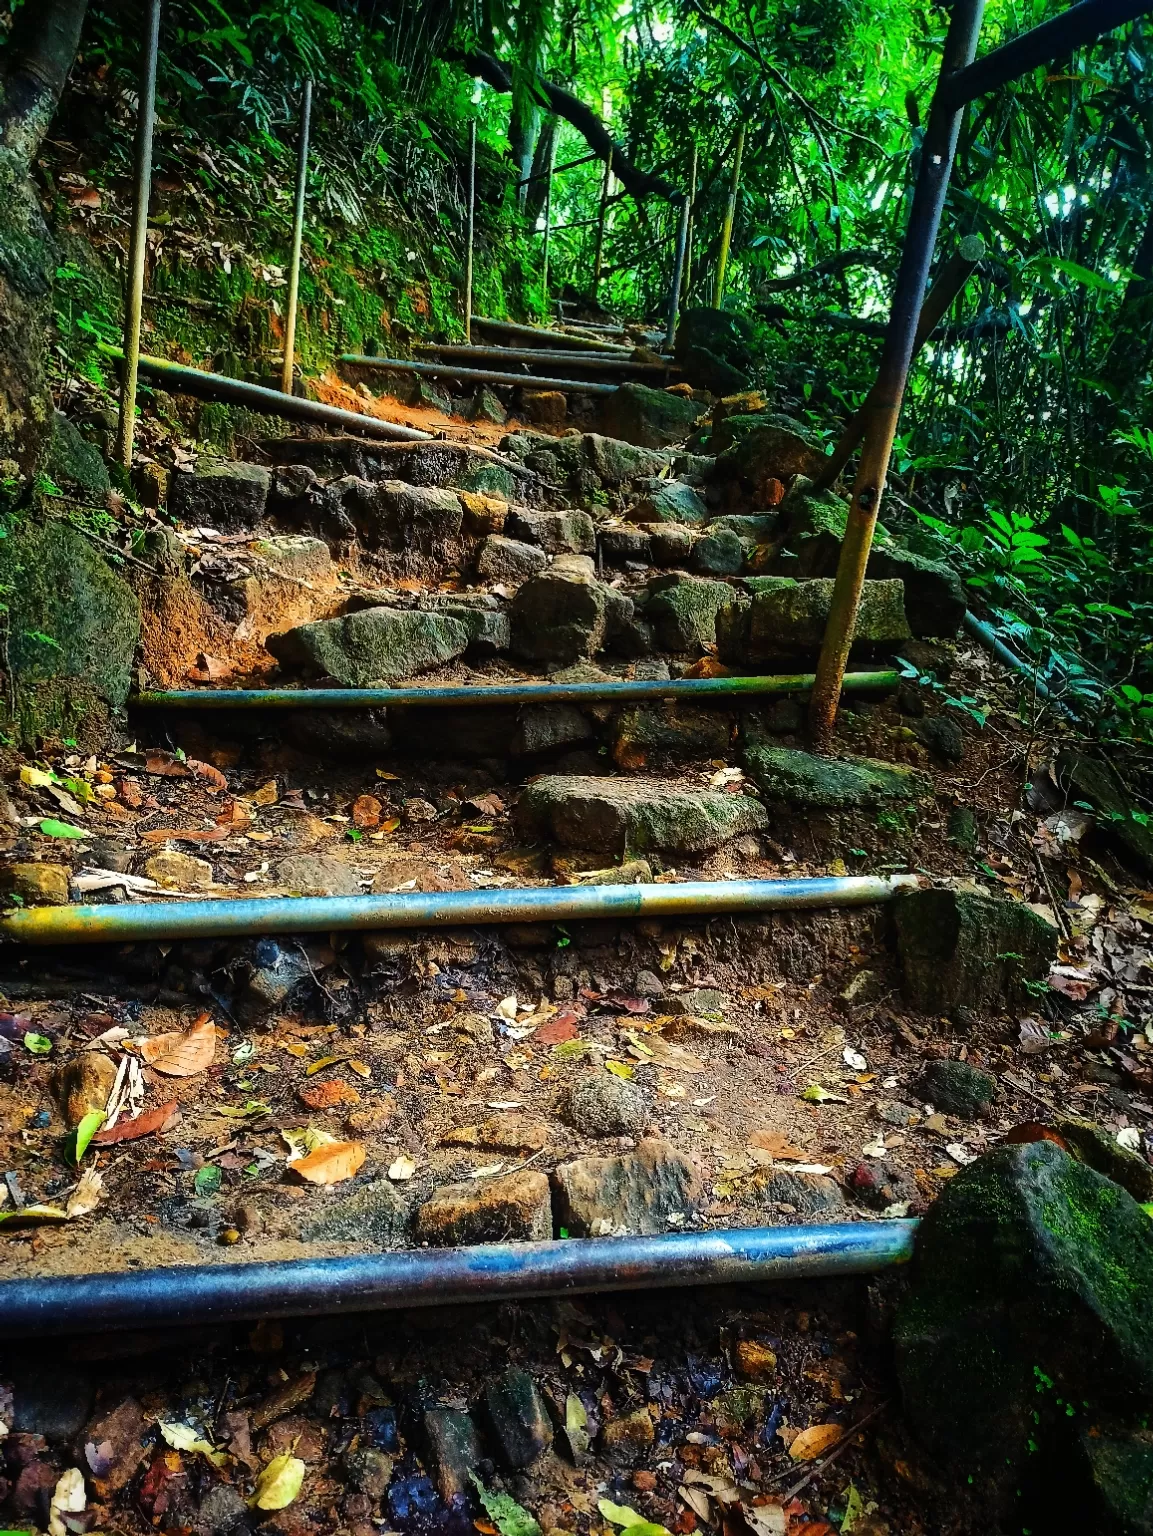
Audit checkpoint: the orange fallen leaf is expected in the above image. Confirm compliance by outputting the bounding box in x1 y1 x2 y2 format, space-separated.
534 1013 580 1045
352 794 383 829
291 1139 366 1185
140 1013 216 1076
683 657 731 679
188 758 228 792
140 826 231 844
787 1424 844 1462
145 751 191 778
92 1099 179 1145
298 1079 361 1110
749 1129 808 1161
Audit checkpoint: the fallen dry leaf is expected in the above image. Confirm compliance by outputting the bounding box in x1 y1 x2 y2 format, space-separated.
188 758 228 792
139 1014 216 1076
291 1139 366 1185
534 1013 581 1045
66 1167 105 1218
749 1129 808 1161
144 751 190 778
788 1423 844 1462
139 826 231 844
298 1079 361 1110
92 1099 179 1144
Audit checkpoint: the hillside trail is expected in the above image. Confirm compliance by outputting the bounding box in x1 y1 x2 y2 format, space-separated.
1 339 1151 1536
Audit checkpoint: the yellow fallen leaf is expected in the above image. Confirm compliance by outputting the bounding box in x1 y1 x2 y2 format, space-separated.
788 1422 844 1461
249 1453 306 1510
20 765 56 789
348 1059 371 1078
606 1060 635 1079
291 1139 366 1185
306 1053 346 1075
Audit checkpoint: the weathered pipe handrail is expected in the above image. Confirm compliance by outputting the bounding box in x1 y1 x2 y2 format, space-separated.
0 1222 918 1337
412 344 678 375
474 316 633 354
940 0 1153 109
131 670 901 712
340 354 619 396
0 876 919 946
98 344 431 443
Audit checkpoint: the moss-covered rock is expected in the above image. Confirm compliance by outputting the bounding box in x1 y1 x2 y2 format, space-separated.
44 412 109 505
715 418 824 493
612 703 733 768
267 606 469 685
895 1141 1153 1521
1056 1116 1153 1203
632 479 709 524
169 457 271 529
716 576 910 662
519 773 768 854
1055 749 1153 877
641 574 735 652
741 736 932 810
509 559 610 664
894 885 1057 1015
599 383 701 450
918 1059 997 1119
673 308 757 392
0 519 141 743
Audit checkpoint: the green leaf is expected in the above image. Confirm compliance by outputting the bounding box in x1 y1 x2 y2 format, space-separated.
471 1476 543 1536
68 1110 106 1165
596 1505 670 1536
38 819 86 839
23 1032 53 1055
194 1164 223 1196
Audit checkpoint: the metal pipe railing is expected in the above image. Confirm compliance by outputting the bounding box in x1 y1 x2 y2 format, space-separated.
0 1222 918 1337
411 344 677 375
99 344 431 442
130 670 901 712
280 79 313 396
0 875 919 946
115 0 161 470
340 354 620 396
474 316 633 354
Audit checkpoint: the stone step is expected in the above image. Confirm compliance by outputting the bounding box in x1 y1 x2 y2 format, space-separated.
518 773 769 855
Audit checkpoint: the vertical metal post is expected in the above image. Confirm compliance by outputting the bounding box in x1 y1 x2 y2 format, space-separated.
465 121 477 343
541 135 555 311
683 143 698 302
592 147 614 298
808 0 986 743
281 78 313 397
115 0 161 470
665 194 691 350
712 123 745 310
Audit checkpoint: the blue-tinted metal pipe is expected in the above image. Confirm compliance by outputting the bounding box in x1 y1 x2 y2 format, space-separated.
0 875 919 946
0 1222 919 1336
131 669 900 711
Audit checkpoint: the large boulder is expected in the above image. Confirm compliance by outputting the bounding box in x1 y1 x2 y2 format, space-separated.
742 736 932 810
506 508 595 554
716 576 910 662
599 384 700 450
783 486 966 638
673 308 757 393
44 412 110 504
632 479 709 525
169 457 271 529
895 1141 1153 1525
894 885 1058 1015
0 519 141 743
519 773 768 854
268 607 469 685
715 418 824 506
510 556 610 664
640 574 735 652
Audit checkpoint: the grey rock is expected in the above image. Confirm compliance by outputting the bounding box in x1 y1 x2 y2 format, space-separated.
717 576 910 662
599 383 700 450
291 708 393 757
422 1408 482 1502
506 508 596 554
268 607 469 685
194 1483 249 1536
759 1170 845 1218
519 773 768 854
466 386 507 425
663 988 728 1016
919 1059 998 1119
759 698 805 735
511 704 595 756
510 563 610 664
476 535 548 582
11 1365 94 1439
425 599 510 657
414 1170 553 1246
553 1138 700 1236
633 479 709 525
170 457 271 529
709 514 778 541
300 1180 409 1246
343 1447 395 1497
600 527 653 564
250 534 333 584
916 714 965 764
647 524 696 566
742 736 932 809
483 1368 553 1468
693 529 744 575
239 943 312 1022
46 411 110 504
642 574 735 652
568 1071 651 1137
372 481 464 552
276 854 362 896
634 969 665 997
894 887 1058 1015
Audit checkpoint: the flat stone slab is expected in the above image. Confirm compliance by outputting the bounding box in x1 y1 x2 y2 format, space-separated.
552 1139 700 1235
742 740 932 809
268 607 469 686
519 774 768 853
717 576 910 661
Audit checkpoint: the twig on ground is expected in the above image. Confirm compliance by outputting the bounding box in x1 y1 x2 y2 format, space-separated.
776 1399 890 1501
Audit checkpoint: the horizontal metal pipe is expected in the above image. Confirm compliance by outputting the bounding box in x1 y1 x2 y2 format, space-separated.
474 316 633 353
131 670 901 711
340 354 620 396
0 1222 919 1337
940 0 1152 107
963 610 1075 718
412 344 677 375
0 875 919 946
98 344 430 442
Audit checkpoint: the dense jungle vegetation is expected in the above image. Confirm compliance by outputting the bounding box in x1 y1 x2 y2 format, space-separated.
3 0 1153 739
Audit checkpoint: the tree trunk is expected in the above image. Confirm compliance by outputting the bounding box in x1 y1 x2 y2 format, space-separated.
510 99 541 213
525 115 557 225
0 0 90 474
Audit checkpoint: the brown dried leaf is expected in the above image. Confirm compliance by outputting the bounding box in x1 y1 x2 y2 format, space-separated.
145 751 191 778
749 1129 807 1161
298 1079 361 1110
139 825 231 844
140 1013 216 1076
92 1099 179 1145
788 1423 844 1462
188 759 228 793
290 1139 366 1185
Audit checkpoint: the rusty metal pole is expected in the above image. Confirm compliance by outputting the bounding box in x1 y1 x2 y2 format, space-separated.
592 146 614 298
808 0 986 744
683 143 698 301
115 0 161 470
465 120 477 343
666 193 691 349
280 78 312 397
811 233 987 492
541 135 555 310
712 123 745 309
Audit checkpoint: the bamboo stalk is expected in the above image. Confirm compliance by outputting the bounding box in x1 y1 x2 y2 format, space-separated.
473 316 631 353
684 143 698 301
808 0 986 744
666 193 691 349
115 0 161 469
542 136 555 309
811 233 987 492
280 79 313 397
465 121 477 343
713 123 745 310
592 146 614 297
